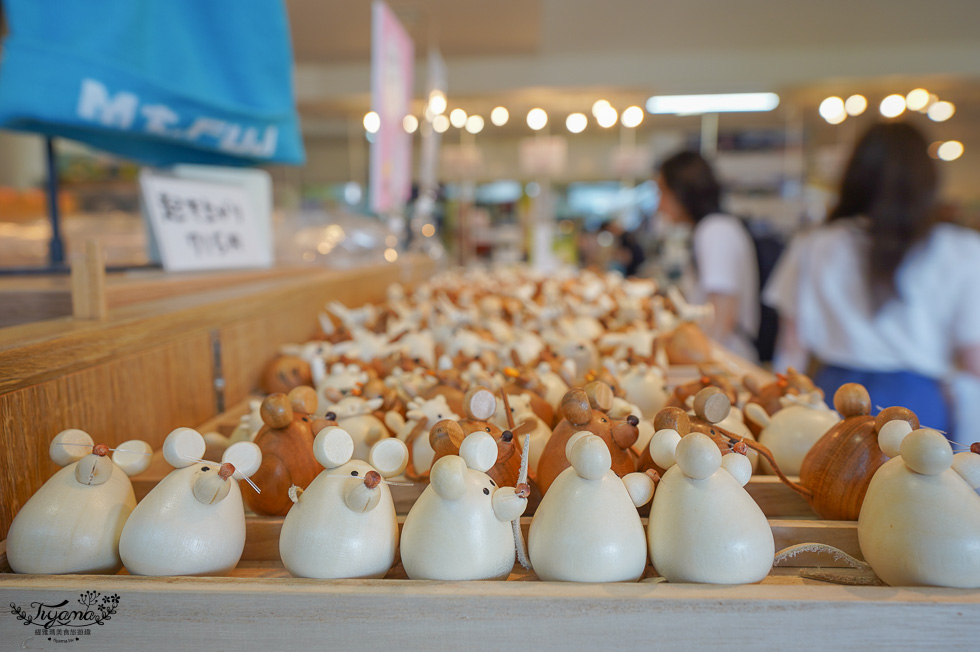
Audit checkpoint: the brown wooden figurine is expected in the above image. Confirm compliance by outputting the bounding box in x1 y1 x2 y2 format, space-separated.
260 354 313 395
794 383 918 521
742 367 818 437
245 388 326 516
427 387 522 488
536 381 639 494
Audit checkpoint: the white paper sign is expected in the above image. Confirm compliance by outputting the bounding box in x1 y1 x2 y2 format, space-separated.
140 170 270 272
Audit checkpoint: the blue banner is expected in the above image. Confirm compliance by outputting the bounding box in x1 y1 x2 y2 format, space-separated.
0 0 305 166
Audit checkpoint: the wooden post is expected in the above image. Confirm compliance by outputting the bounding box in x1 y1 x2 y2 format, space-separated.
70 240 107 320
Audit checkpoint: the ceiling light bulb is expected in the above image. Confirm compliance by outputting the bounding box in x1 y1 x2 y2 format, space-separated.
465 115 485 134
844 95 867 116
527 108 548 131
490 106 509 126
403 115 419 134
428 92 447 116
449 108 468 128
937 140 963 161
592 99 611 118
880 94 906 118
819 96 845 122
621 106 644 128
432 114 450 133
363 111 380 133
565 112 587 134
596 106 618 128
928 101 955 122
905 89 930 112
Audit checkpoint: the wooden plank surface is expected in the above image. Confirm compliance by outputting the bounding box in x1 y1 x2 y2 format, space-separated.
2 568 978 651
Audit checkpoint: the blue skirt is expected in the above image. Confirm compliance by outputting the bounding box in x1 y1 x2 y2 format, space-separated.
815 364 950 435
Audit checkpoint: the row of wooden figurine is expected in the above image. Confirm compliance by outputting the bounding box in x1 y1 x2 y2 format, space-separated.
8 403 980 588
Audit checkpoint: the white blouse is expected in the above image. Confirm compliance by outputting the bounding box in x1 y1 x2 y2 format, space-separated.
692 213 759 361
763 218 980 378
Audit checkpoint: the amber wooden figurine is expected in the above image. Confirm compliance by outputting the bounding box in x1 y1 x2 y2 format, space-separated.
245 389 326 515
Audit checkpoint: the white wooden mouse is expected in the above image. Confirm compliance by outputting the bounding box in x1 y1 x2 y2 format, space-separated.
6 429 152 574
744 392 841 476
385 394 461 476
279 427 409 579
400 432 530 580
529 432 655 582
858 426 980 588
319 395 390 461
647 429 774 584
118 428 261 576
619 362 669 421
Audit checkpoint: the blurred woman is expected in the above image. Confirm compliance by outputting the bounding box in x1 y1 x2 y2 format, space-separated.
764 122 980 432
656 151 759 361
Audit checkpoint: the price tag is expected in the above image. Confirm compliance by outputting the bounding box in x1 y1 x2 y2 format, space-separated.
140 170 272 272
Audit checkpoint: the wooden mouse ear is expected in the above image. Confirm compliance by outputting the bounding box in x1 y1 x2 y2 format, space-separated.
288 386 318 415
49 429 94 467
693 387 731 424
561 388 592 426
834 383 871 418
429 419 466 458
459 431 498 473
112 440 153 476
875 407 919 458
369 437 409 478
163 427 206 469
222 441 263 478
463 387 496 421
313 426 355 469
584 381 613 412
261 393 294 429
653 406 691 435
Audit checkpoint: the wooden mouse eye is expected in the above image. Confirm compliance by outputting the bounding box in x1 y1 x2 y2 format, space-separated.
201 466 210 472
483 488 490 495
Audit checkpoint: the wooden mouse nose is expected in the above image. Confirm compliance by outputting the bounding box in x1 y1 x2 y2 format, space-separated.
218 462 236 480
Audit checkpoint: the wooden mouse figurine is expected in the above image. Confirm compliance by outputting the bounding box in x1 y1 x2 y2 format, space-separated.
637 388 760 477
279 428 409 579
429 387 523 488
744 390 841 476
6 429 152 574
536 381 640 495
792 384 918 521
400 432 530 580
118 428 262 576
529 432 656 582
742 368 818 437
260 353 313 395
858 428 980 588
246 389 326 516
388 394 461 481
647 428 774 584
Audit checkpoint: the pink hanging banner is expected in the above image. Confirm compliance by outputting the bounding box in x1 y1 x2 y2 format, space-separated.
370 1 415 214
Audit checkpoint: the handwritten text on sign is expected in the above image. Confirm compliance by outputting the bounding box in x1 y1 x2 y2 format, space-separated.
140 172 269 272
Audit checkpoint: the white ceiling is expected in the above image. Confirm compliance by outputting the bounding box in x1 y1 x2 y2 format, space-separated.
288 0 980 122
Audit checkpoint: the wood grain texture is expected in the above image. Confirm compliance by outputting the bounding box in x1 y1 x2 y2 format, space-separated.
799 415 887 520
0 335 216 540
0 259 437 540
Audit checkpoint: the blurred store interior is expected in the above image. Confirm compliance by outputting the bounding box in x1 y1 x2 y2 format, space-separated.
0 0 978 269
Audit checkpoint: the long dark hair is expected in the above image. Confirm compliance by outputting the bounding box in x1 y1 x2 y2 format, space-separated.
658 151 722 223
829 122 938 310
